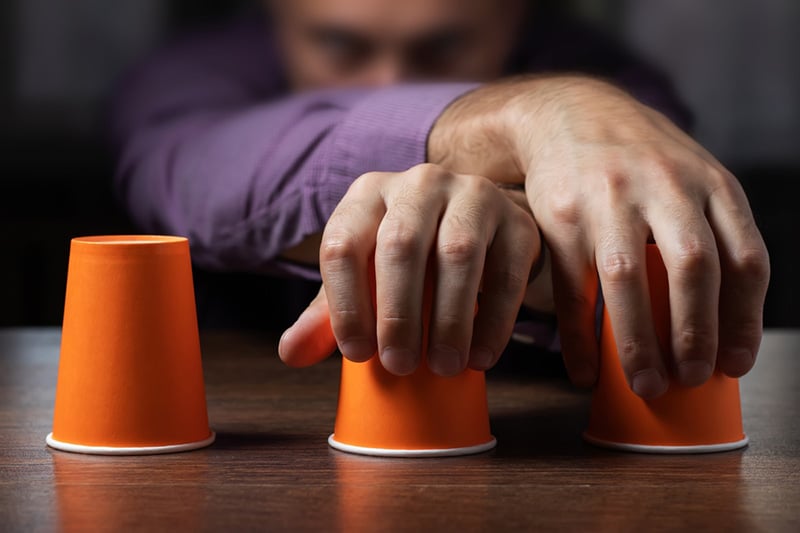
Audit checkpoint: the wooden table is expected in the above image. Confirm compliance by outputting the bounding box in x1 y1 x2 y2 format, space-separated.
1 328 798 532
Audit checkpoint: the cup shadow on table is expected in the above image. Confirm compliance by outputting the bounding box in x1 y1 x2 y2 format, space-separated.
485 341 594 458
488 405 592 459
210 431 311 451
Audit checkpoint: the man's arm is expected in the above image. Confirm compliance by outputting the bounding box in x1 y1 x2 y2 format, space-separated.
428 75 770 396
109 23 477 277
283 74 768 397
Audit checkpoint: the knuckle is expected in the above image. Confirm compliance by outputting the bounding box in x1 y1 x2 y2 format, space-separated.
547 191 582 226
724 322 763 352
707 167 748 205
332 308 365 331
432 316 466 339
492 267 530 294
379 226 422 261
675 326 716 358
731 245 770 284
599 251 641 284
461 173 495 195
378 314 415 344
672 240 717 279
409 162 449 182
438 235 482 265
355 170 382 185
559 284 594 310
349 171 385 195
319 231 359 264
709 166 739 191
617 336 647 364
601 171 631 196
478 311 512 335
379 312 412 326
649 154 682 181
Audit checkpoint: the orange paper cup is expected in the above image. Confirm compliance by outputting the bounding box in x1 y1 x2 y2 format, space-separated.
46 235 214 455
329 280 495 457
583 244 748 453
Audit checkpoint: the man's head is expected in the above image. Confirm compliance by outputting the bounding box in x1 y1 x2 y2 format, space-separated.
270 0 526 90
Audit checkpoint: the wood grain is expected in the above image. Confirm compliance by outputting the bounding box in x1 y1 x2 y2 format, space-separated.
0 328 798 532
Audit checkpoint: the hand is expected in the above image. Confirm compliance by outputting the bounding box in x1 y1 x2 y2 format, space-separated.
429 76 770 397
279 163 540 376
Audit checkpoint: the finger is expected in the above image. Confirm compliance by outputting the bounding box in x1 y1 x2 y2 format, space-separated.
595 221 668 399
469 207 539 371
319 174 385 362
427 177 496 376
650 201 720 387
547 235 600 389
531 185 600 387
706 171 770 377
278 284 338 367
375 167 444 375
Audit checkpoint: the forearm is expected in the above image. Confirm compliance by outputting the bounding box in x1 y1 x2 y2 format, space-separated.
427 75 666 315
278 76 658 270
279 76 664 267
427 74 662 184
114 85 477 275
114 95 350 277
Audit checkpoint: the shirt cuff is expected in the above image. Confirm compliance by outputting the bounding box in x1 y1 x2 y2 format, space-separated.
313 82 480 224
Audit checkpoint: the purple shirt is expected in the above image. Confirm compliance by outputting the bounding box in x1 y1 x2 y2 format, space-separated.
110 13 689 284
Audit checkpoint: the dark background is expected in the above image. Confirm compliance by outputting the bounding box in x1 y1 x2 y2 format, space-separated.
1 0 798 328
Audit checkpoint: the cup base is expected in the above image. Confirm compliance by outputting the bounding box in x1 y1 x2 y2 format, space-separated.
328 434 497 458
46 431 216 455
582 431 748 454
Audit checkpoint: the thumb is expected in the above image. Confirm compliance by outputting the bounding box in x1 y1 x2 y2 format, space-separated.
278 284 338 367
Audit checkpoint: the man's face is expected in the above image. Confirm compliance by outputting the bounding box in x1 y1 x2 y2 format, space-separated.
271 0 526 90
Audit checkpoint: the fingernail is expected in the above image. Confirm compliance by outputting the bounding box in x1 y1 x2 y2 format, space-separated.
339 337 375 361
278 324 296 351
631 368 667 399
428 344 465 377
380 347 418 376
277 329 289 357
469 347 495 370
678 360 713 387
721 348 754 377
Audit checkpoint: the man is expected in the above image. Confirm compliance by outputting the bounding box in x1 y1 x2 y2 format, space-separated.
112 0 769 399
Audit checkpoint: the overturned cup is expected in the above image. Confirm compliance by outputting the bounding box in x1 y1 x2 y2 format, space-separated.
329 353 496 457
47 235 214 455
583 244 748 453
329 282 496 457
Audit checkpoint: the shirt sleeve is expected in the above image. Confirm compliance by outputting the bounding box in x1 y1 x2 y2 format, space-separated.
109 24 476 279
